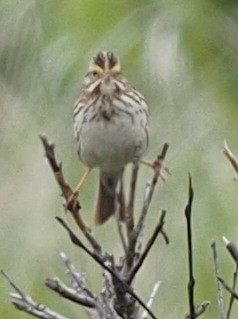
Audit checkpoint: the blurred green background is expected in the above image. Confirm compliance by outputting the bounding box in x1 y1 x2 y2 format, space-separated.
1 1 238 318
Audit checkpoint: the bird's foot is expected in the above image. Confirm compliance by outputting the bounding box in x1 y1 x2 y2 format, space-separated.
140 158 170 182
65 191 80 211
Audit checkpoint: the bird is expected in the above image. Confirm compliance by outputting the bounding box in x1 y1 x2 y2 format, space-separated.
73 51 149 225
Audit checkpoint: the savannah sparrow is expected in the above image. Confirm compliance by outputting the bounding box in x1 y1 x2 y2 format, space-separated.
73 51 149 225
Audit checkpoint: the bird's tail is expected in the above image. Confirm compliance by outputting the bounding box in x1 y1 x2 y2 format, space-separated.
94 170 126 225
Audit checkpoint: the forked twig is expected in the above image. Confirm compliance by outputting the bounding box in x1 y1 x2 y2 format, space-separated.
59 251 95 299
1 270 69 319
56 216 158 319
185 301 210 319
3 136 171 319
135 143 169 237
126 143 169 268
45 277 95 307
116 220 127 254
226 268 238 319
218 277 238 300
127 210 168 285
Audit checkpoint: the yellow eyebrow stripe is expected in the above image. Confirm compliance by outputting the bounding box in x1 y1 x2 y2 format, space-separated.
89 64 104 74
110 62 121 73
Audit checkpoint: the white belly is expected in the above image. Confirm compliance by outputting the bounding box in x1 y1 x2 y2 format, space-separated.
77 116 147 172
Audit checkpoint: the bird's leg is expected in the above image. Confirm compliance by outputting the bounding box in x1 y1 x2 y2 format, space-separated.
73 168 92 195
66 168 92 209
139 159 156 170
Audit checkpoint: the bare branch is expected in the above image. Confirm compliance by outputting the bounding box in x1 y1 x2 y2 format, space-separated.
223 140 238 178
1 270 69 319
115 183 128 254
39 134 101 253
126 144 169 269
185 174 195 319
135 143 169 239
125 182 150 270
211 241 225 319
45 277 95 308
128 210 168 285
142 281 162 319
218 276 238 300
3 138 172 319
39 135 76 205
126 164 139 232
222 236 238 318
59 252 95 299
226 268 238 319
223 236 238 265
116 220 127 255
97 269 123 319
185 301 210 319
56 217 158 319
194 301 210 318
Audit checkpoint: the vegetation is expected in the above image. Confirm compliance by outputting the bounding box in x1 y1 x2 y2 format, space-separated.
1 1 238 318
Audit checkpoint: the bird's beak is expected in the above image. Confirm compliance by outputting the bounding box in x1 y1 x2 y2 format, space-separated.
100 72 115 96
102 71 111 83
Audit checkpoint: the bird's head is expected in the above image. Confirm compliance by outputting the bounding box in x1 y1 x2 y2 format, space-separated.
84 51 126 96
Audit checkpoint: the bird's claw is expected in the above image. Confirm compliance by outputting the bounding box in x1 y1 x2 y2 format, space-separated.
65 191 80 211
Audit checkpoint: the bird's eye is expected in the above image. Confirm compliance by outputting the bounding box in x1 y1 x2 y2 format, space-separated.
91 71 98 77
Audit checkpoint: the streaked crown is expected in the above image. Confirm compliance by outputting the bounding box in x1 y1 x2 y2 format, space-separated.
89 51 121 74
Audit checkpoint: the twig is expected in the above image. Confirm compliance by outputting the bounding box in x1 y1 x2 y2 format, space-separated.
185 174 195 319
194 301 210 318
126 164 139 232
218 276 238 300
142 281 162 319
126 182 150 269
223 143 238 317
39 135 77 207
59 251 95 299
223 236 238 264
211 241 225 319
45 277 95 307
110 255 134 318
39 134 101 254
126 144 169 268
227 267 238 319
56 216 158 319
223 236 238 319
1 270 69 319
98 268 122 319
115 182 127 254
185 301 210 319
127 210 168 285
223 140 238 179
135 143 169 237
116 219 127 255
